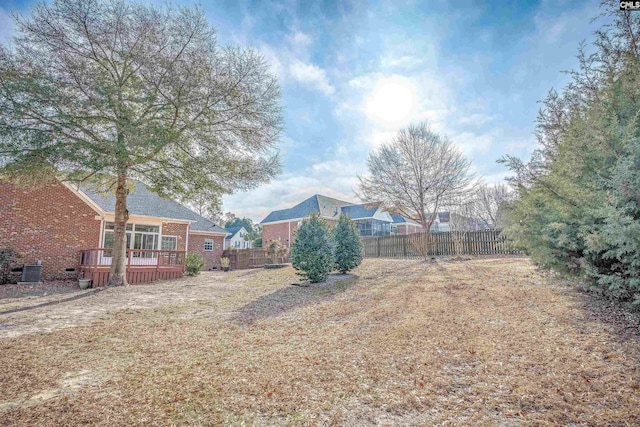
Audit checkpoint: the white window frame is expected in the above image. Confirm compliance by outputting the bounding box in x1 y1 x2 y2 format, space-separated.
103 222 160 251
161 235 178 251
204 239 214 251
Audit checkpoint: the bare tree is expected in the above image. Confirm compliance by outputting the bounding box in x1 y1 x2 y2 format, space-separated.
357 122 474 231
471 183 513 229
0 0 282 285
446 197 477 255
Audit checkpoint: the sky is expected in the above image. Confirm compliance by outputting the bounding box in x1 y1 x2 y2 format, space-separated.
0 0 608 222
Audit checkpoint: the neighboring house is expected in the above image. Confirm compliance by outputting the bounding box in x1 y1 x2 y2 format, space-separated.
425 212 489 233
224 226 252 249
427 212 451 233
0 179 228 282
389 214 422 235
260 194 423 248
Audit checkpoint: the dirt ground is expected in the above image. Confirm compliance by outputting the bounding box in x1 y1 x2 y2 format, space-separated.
0 257 639 426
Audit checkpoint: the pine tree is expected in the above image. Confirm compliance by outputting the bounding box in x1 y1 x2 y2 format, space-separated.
333 215 362 273
291 213 334 283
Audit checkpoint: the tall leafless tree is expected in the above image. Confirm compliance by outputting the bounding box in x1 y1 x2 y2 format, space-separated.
357 122 474 231
0 0 282 285
470 183 513 229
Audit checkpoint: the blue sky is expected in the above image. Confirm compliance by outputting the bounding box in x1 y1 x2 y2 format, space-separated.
0 0 607 221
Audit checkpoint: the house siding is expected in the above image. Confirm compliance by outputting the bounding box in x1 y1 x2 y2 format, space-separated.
225 230 252 249
0 180 101 280
188 233 225 270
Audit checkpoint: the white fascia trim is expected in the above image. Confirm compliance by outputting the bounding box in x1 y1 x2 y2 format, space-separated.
100 212 193 225
189 230 229 236
262 215 341 225
261 217 305 225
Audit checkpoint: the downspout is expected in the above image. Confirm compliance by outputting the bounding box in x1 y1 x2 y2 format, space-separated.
185 223 190 253
288 221 291 248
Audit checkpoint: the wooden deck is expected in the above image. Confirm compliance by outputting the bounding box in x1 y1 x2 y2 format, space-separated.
79 249 185 286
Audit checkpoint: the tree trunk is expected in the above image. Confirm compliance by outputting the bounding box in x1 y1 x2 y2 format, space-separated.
107 172 130 286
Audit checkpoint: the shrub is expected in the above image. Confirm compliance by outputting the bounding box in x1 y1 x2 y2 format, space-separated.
333 215 362 273
266 240 287 263
185 251 205 276
0 248 17 285
291 213 334 283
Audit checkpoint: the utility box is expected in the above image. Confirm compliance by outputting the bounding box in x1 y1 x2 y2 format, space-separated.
21 264 42 283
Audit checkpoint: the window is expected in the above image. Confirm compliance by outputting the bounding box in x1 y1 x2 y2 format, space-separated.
161 236 177 251
234 240 240 248
204 239 214 251
102 222 160 257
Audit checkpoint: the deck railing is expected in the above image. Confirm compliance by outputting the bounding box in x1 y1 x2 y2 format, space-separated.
80 248 186 268
79 248 186 286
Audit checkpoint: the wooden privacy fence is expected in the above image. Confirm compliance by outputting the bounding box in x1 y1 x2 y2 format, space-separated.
361 230 519 258
222 248 289 270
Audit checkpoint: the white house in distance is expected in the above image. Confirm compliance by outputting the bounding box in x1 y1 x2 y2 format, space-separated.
224 226 252 249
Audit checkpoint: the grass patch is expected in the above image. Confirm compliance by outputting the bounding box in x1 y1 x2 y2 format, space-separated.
1 258 639 425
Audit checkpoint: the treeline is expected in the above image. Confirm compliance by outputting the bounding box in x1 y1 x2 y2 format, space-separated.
502 2 640 306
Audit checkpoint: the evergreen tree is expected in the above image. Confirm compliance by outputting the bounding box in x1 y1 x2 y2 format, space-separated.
291 213 334 283
333 215 362 273
501 3 640 305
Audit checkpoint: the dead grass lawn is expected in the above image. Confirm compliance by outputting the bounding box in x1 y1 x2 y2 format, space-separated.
1 257 639 426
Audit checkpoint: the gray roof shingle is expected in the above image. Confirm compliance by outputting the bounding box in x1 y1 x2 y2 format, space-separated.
260 194 352 223
340 203 379 219
261 194 418 225
224 226 243 240
81 181 227 234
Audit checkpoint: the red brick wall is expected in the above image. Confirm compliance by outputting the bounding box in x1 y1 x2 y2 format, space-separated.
0 180 101 279
162 223 188 251
187 233 225 270
262 221 299 248
262 218 340 248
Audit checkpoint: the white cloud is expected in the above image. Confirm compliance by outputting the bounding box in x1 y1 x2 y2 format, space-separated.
289 60 335 95
458 113 496 126
505 139 536 154
483 170 513 184
453 132 494 157
380 55 424 69
222 159 365 221
289 30 312 48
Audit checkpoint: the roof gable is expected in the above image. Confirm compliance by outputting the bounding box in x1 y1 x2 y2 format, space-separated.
224 226 246 240
261 194 324 223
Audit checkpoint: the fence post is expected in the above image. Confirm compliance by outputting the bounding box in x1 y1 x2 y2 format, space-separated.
403 235 407 258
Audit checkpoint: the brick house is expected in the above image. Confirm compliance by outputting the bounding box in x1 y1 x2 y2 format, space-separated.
0 179 228 282
260 194 422 248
